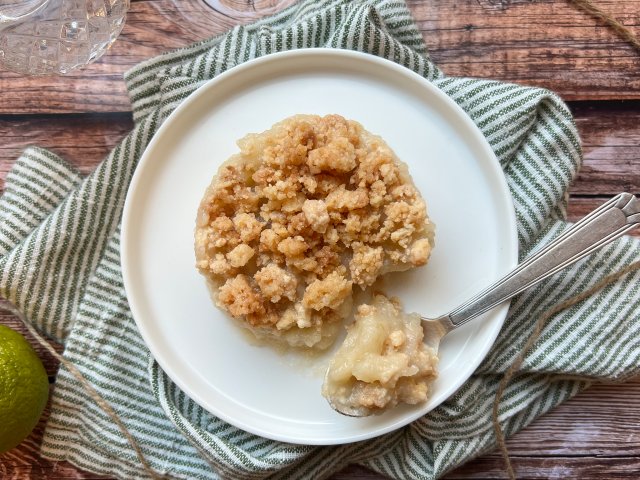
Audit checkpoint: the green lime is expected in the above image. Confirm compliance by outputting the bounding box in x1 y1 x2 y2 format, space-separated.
0 324 49 453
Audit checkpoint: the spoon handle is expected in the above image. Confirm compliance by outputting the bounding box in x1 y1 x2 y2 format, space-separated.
447 193 640 328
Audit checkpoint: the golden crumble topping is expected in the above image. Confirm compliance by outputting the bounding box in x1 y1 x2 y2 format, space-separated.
195 114 434 349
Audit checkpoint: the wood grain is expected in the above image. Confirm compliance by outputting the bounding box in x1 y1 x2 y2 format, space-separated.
1 0 639 114
0 114 133 189
570 101 640 196
1 0 639 478
447 455 640 479
2 102 638 210
417 0 640 101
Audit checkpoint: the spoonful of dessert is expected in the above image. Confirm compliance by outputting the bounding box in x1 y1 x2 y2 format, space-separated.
324 193 640 417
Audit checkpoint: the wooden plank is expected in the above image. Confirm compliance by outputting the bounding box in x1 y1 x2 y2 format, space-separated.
570 101 640 195
416 0 640 101
1 0 639 114
337 458 640 480
487 377 640 456
0 0 298 115
446 455 640 479
0 113 133 190
1 100 639 194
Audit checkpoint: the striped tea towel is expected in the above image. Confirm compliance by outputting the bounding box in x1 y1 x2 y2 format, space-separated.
1 0 639 478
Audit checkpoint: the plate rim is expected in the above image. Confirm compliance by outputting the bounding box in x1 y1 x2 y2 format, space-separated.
121 48 519 445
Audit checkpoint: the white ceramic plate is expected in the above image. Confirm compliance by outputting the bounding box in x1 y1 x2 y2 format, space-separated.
121 49 518 445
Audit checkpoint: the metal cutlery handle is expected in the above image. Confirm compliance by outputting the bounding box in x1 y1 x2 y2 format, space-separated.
447 193 640 328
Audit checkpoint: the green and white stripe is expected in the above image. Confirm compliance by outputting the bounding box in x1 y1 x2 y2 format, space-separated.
1 0 638 478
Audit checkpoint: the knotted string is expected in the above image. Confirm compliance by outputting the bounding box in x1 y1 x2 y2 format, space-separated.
492 3 640 474
1 1 638 478
8 258 638 480
1 303 167 480
492 259 640 480
569 0 640 53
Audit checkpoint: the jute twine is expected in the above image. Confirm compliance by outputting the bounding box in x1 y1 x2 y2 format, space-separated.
1 2 639 479
493 0 640 477
570 0 640 53
4 253 640 476
7 257 639 480
0 303 166 480
492 259 640 480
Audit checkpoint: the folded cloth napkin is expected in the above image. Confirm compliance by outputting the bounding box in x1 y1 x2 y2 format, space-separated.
1 0 639 478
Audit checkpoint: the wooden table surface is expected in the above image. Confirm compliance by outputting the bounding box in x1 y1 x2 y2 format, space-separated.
1 0 639 478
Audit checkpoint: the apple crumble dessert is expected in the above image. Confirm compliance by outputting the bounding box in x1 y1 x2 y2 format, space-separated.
322 294 438 416
195 114 434 349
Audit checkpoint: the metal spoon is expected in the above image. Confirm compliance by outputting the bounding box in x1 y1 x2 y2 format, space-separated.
326 192 640 416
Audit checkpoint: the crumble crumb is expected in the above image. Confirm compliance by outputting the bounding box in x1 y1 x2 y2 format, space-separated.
303 270 353 311
254 264 297 303
227 244 254 268
302 199 330 233
217 274 264 319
